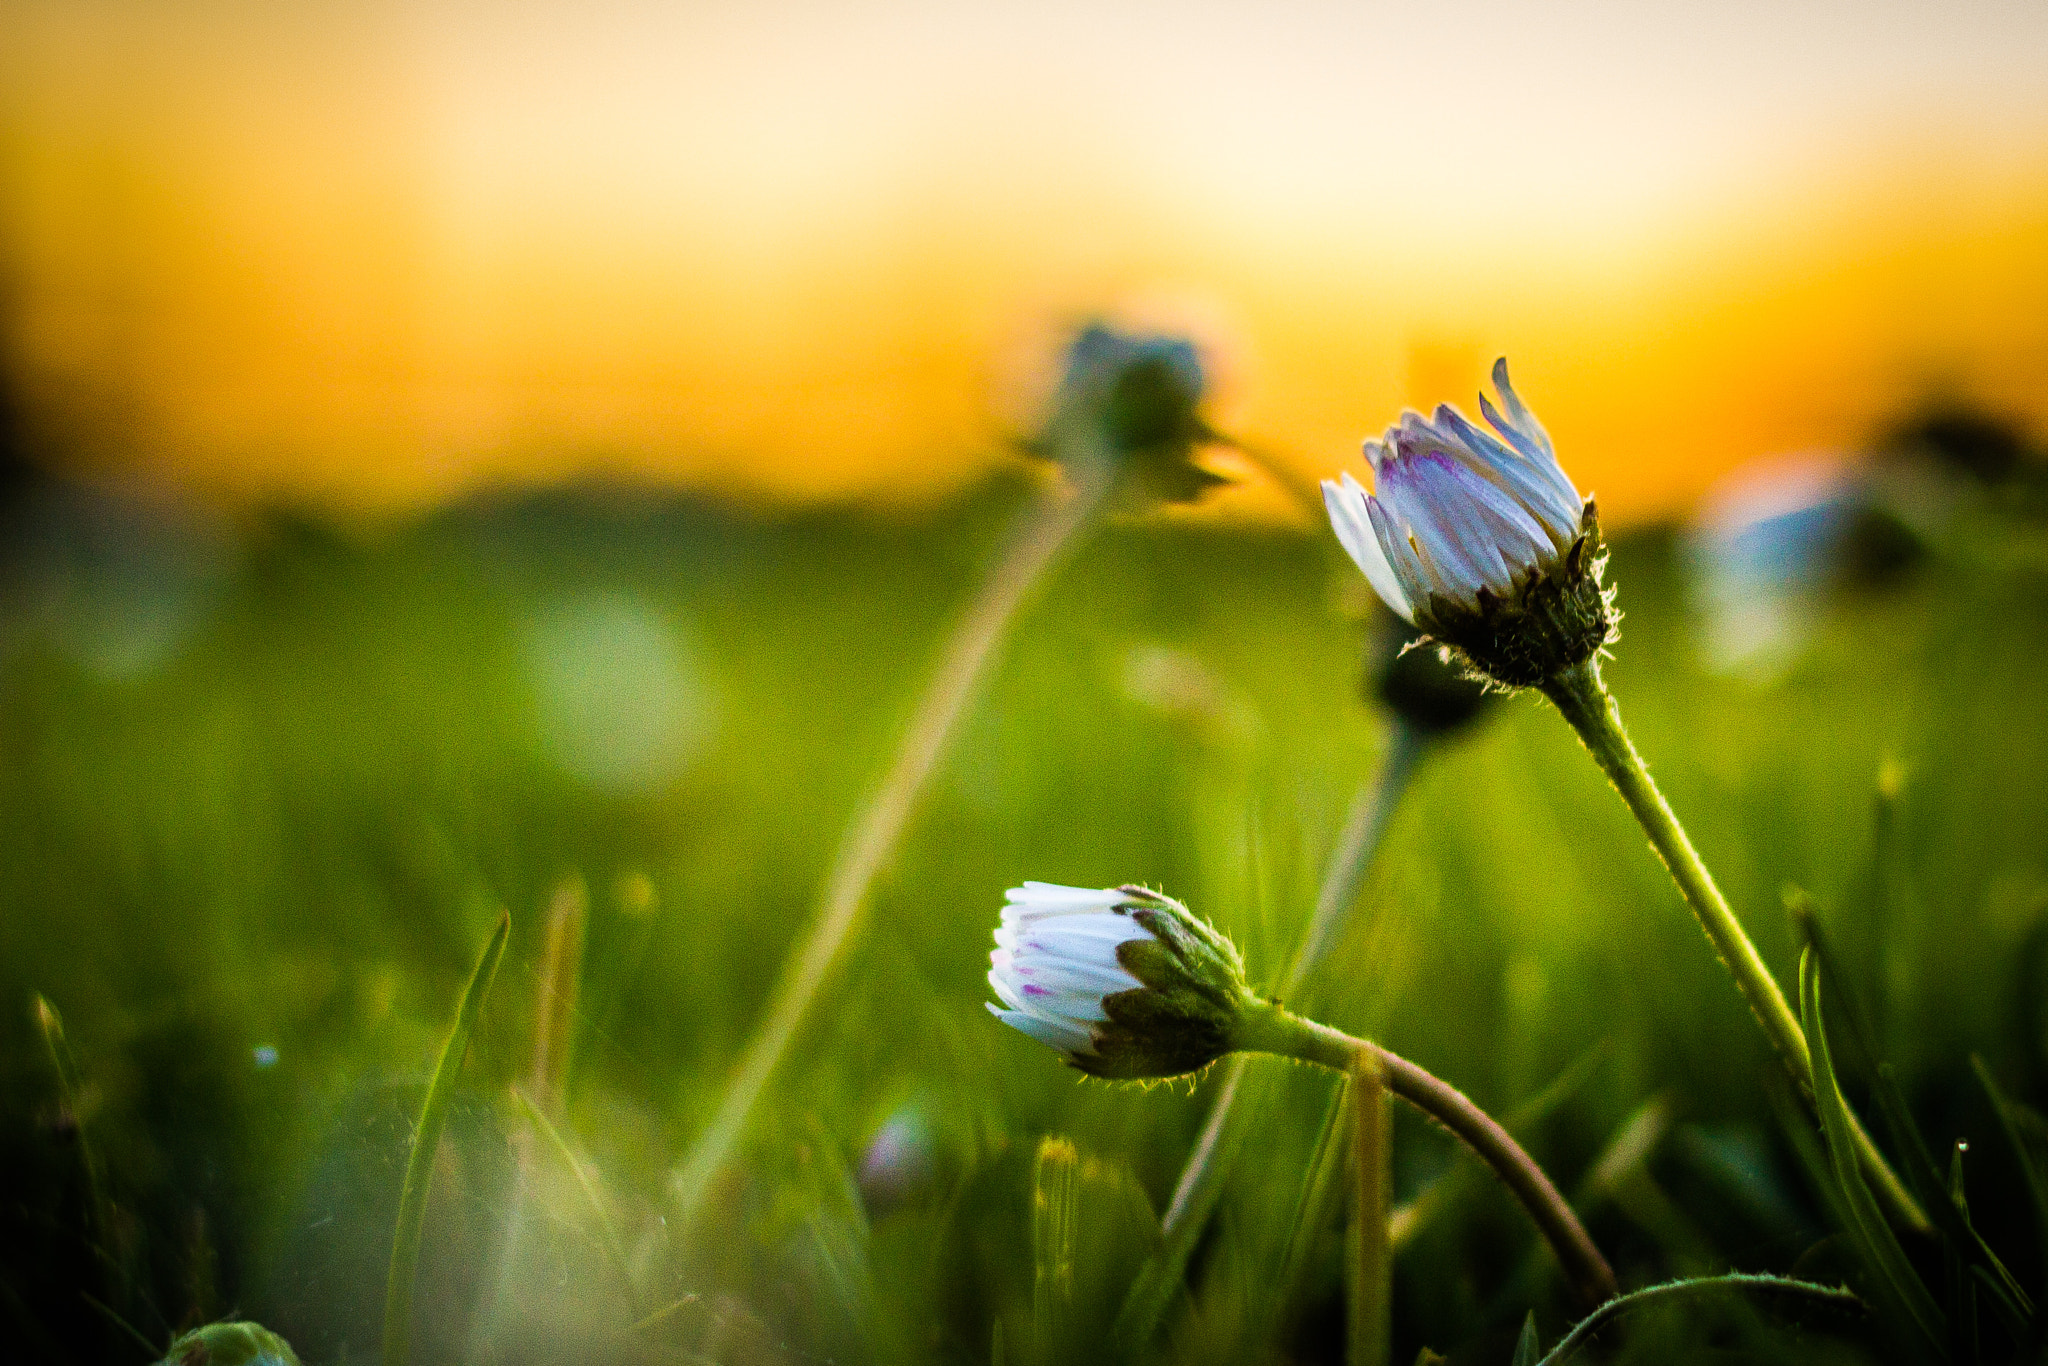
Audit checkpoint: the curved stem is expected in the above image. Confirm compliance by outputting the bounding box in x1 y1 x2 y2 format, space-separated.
1237 1002 1619 1310
1539 657 1928 1236
669 458 1117 1237
1536 1273 1864 1365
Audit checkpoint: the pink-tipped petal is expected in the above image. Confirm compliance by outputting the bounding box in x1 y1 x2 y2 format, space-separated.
988 1004 1094 1056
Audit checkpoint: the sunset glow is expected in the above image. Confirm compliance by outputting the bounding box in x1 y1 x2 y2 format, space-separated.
6 0 2047 519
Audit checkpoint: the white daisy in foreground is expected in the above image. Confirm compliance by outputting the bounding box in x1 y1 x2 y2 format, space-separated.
987 882 1252 1080
1323 358 1613 687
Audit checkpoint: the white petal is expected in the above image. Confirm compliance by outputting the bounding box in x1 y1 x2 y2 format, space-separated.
1018 984 1112 1023
1410 460 1518 598
1323 475 1412 622
1489 358 1556 459
988 1003 1094 1055
1434 405 1582 546
988 967 1032 1013
1013 957 1143 998
1013 912 1152 950
1367 498 1436 608
1428 459 1557 590
1007 882 1124 912
1377 457 1487 604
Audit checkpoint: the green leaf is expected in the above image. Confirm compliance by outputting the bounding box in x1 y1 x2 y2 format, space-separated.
1800 948 1947 1357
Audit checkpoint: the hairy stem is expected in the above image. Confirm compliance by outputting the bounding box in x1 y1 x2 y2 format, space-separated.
1540 657 1927 1235
1238 1002 1619 1310
670 458 1117 1236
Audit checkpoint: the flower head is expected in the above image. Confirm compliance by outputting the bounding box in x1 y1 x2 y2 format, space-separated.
1323 359 1613 687
987 881 1252 1080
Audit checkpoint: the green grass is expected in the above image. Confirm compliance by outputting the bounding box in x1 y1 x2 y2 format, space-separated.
4 473 2048 1363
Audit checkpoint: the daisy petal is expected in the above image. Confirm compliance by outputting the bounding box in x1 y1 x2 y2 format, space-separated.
1323 475 1413 622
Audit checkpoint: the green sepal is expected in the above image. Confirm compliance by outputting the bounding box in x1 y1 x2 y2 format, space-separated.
1065 888 1256 1081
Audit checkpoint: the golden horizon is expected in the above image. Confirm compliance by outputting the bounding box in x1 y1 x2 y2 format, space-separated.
6 0 2047 523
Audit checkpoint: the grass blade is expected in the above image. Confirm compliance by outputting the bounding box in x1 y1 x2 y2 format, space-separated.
1799 948 1947 1355
1276 1078 1354 1300
1350 1063 1391 1366
1031 1137 1081 1366
1967 1054 2048 1352
382 910 510 1366
1801 899 2034 1335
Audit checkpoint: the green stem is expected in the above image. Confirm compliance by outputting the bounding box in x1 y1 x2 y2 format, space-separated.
1238 1002 1619 1310
1539 657 1927 1235
1288 720 1428 988
670 458 1117 1237
1535 1272 1864 1365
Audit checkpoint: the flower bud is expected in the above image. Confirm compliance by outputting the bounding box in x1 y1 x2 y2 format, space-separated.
1369 613 1492 736
1040 324 1227 505
986 882 1254 1080
160 1322 302 1366
1323 359 1614 688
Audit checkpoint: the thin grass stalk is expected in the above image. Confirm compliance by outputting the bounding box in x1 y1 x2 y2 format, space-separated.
382 910 510 1366
33 996 116 1283
1349 1057 1392 1366
1161 718 1425 1244
514 1087 642 1317
670 459 1116 1235
529 875 589 1116
1540 655 1927 1236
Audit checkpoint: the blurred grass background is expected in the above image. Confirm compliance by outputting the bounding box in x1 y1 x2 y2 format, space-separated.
4 458 2048 1362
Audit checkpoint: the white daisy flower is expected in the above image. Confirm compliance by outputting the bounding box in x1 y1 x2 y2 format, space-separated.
986 882 1250 1080
1322 359 1613 687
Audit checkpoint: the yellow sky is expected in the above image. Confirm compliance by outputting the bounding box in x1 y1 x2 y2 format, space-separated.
5 0 2048 522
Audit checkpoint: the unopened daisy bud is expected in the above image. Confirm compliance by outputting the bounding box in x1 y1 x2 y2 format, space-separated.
160 1322 302 1366
1323 359 1613 688
1041 324 1227 505
1369 615 1491 736
987 881 1253 1080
